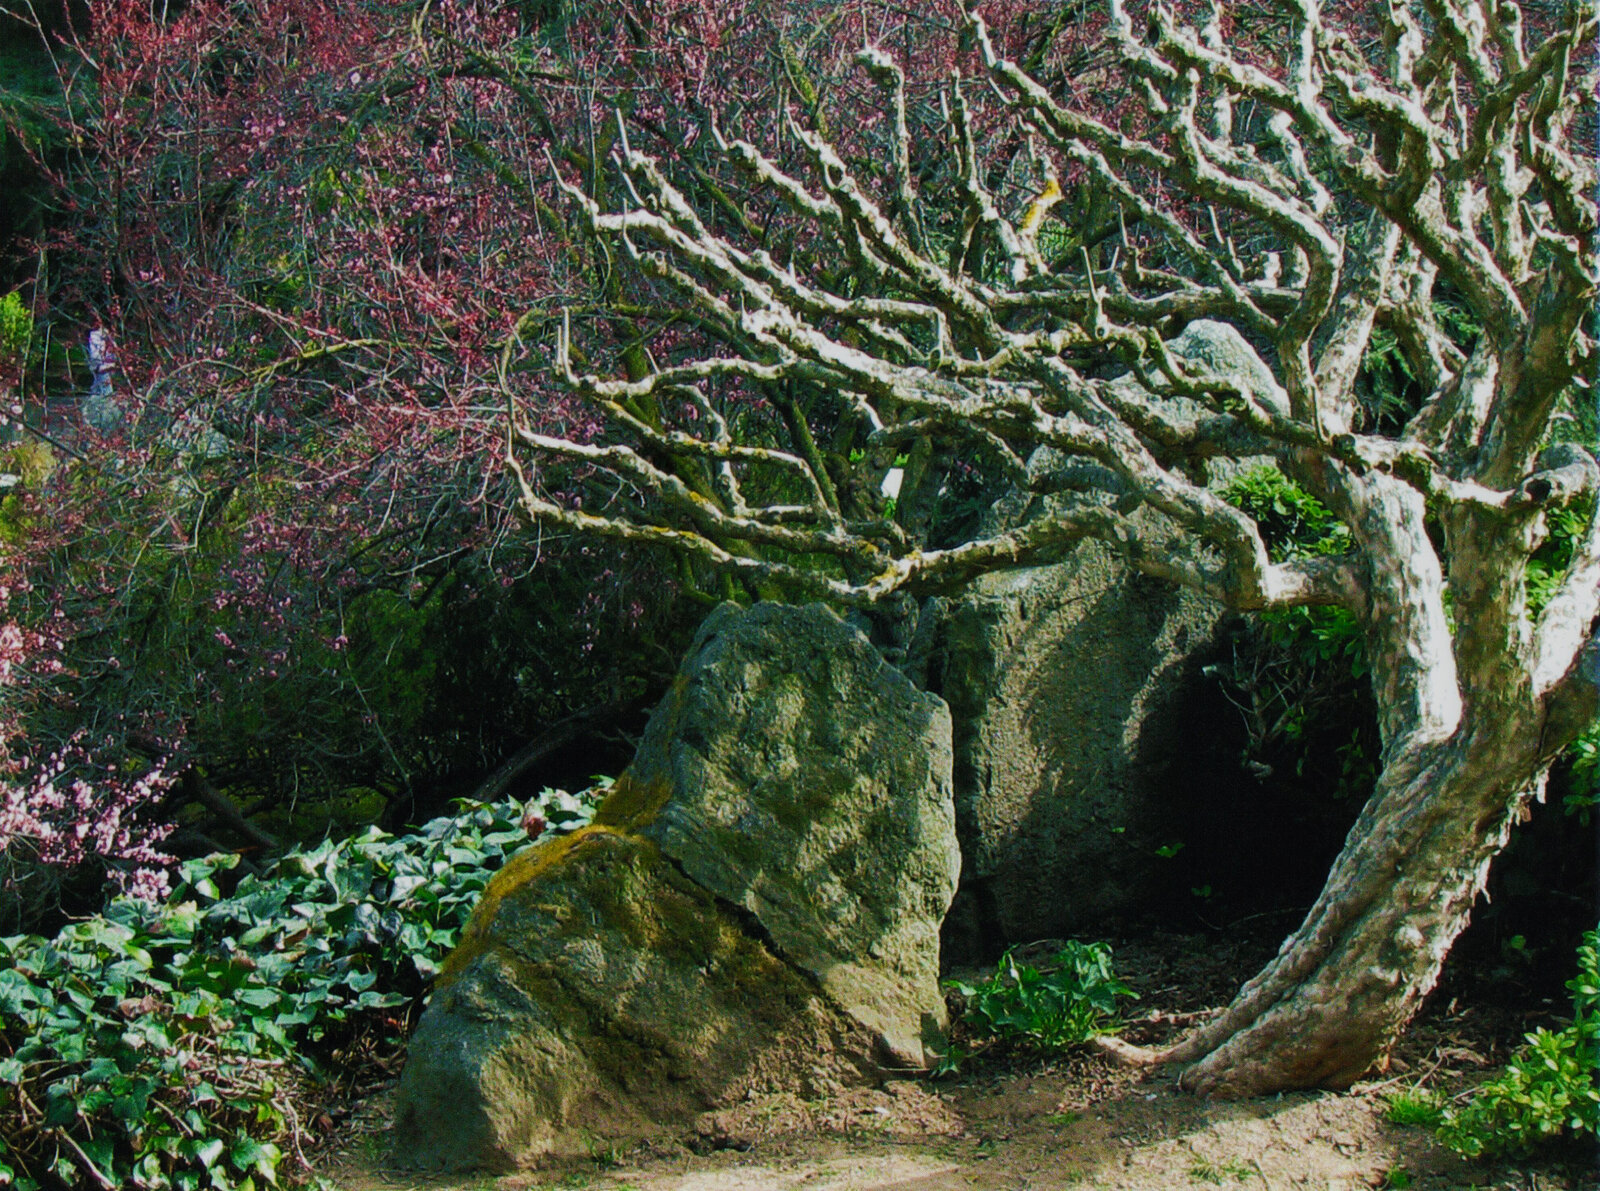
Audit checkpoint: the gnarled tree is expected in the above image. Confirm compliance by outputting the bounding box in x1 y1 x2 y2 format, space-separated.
505 0 1599 1096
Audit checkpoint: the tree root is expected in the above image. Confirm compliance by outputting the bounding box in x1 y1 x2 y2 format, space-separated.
1089 1034 1176 1067
1090 1007 1222 1068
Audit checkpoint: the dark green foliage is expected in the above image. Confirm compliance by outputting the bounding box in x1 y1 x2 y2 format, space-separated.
0 38 67 149
33 490 676 844
0 788 596 1189
1217 467 1376 798
948 941 1136 1052
1526 494 1599 827
1219 465 1596 812
1220 466 1352 562
1527 504 1595 620
1436 928 1600 1158
1353 300 1476 434
1355 326 1417 433
0 34 72 279
1561 726 1598 821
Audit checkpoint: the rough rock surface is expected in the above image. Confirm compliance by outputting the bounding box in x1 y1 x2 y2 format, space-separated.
394 602 959 1170
617 601 959 1068
897 324 1287 958
908 529 1241 960
1167 318 1290 415
391 827 873 1169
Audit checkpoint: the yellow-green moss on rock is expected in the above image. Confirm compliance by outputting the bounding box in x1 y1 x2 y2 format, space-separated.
395 602 959 1173
590 772 674 831
435 825 623 987
394 828 875 1171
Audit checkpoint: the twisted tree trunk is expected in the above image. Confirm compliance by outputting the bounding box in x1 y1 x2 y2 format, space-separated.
1172 727 1542 1093
1158 475 1599 1096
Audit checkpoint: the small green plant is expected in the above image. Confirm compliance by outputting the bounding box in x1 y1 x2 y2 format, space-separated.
0 291 30 363
929 1043 968 1078
1383 1090 1443 1127
1222 466 1351 561
1560 719 1598 823
1514 498 1597 819
1525 503 1593 619
947 941 1136 1051
1379 1165 1413 1189
1216 466 1380 797
1188 1156 1251 1183
1435 927 1599 1158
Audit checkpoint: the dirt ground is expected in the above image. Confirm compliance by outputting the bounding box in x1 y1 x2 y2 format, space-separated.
321 931 1597 1191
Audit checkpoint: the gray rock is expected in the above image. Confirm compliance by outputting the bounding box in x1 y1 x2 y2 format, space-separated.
1169 319 1289 415
907 542 1239 958
395 602 959 1169
81 393 121 433
618 602 959 1068
902 327 1273 957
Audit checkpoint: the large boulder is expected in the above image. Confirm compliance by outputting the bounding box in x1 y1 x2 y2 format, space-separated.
906 328 1267 958
394 602 959 1170
908 531 1242 960
615 601 959 1067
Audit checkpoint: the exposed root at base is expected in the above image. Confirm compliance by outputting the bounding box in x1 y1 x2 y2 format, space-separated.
1089 1035 1169 1066
1090 1006 1223 1068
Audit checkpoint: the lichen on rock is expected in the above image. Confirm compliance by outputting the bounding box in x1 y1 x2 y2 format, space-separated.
394 602 960 1171
393 827 875 1169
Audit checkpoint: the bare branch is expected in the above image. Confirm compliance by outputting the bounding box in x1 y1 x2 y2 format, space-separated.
508 0 1593 751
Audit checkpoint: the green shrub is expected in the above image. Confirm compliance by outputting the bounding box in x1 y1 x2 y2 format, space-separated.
1383 1090 1443 1127
1436 927 1600 1158
1563 722 1599 822
0 787 598 1189
1220 466 1351 561
0 917 295 1190
948 941 1136 1051
1217 467 1376 796
0 291 30 363
1220 465 1596 804
1527 500 1599 821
